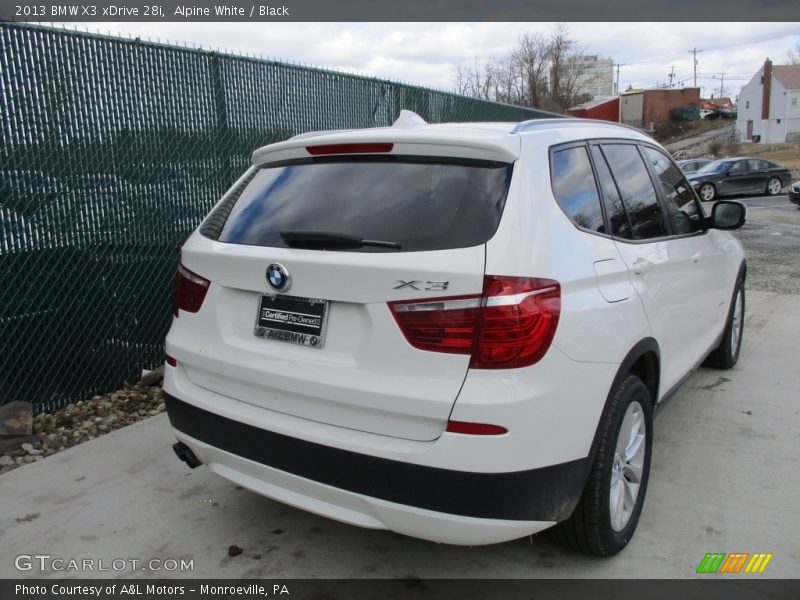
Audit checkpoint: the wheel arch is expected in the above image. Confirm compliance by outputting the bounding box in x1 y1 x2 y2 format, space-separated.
588 338 660 460
555 338 660 532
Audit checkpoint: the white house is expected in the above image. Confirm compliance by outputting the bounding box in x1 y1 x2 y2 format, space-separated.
737 59 800 143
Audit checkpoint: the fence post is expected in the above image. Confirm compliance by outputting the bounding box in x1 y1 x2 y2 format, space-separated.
210 52 233 190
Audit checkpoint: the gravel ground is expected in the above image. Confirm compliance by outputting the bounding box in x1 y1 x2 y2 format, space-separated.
731 200 800 295
0 382 164 475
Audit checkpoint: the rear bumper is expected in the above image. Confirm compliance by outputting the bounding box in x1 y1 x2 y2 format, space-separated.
165 394 590 545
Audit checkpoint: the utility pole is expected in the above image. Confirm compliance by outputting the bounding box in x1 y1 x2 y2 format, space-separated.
688 48 704 87
719 72 725 98
668 65 675 88
614 63 627 94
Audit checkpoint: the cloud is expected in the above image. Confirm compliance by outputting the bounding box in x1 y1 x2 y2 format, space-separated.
71 21 800 99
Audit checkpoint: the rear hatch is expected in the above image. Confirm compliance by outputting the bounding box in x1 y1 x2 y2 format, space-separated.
171 131 518 441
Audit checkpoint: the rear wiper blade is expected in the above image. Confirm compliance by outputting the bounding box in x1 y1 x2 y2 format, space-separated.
280 230 401 250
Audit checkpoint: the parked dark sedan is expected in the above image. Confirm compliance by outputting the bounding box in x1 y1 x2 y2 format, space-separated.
687 157 791 201
790 180 800 208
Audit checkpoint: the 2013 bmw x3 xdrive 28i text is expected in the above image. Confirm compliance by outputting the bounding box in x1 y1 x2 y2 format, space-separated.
164 112 747 556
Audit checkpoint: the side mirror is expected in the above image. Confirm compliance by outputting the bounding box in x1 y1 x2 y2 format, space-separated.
710 201 746 230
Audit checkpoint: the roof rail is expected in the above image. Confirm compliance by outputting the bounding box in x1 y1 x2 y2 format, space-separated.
512 117 653 137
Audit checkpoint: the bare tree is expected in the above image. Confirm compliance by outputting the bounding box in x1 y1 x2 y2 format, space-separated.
452 25 602 113
454 56 496 100
547 25 600 112
785 44 800 65
509 32 551 108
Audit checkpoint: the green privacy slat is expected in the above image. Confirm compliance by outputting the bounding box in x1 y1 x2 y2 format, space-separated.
0 22 560 413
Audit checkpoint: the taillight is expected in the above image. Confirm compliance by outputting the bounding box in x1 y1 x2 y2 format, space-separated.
165 354 177 367
173 262 210 317
388 276 560 369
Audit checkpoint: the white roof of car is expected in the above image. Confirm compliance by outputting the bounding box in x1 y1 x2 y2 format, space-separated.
251 112 653 165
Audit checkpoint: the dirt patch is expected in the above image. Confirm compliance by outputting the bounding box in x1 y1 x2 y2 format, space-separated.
656 120 730 144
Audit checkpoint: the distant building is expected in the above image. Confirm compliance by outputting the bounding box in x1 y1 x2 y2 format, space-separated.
620 87 701 130
737 59 800 143
566 96 620 122
571 55 615 100
701 96 735 110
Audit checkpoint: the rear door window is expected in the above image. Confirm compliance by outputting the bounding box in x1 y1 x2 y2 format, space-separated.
599 144 669 240
590 145 632 239
213 157 513 252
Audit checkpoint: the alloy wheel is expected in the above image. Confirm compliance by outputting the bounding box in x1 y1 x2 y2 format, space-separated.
609 401 646 532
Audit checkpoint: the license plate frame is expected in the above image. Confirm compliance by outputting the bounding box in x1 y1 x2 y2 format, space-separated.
254 294 329 349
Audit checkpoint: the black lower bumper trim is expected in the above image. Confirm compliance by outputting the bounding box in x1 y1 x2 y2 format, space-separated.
165 394 590 522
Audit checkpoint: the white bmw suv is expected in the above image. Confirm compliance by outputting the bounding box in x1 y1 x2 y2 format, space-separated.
165 112 746 556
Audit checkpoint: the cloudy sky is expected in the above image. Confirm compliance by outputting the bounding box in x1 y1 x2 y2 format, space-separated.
72 22 800 102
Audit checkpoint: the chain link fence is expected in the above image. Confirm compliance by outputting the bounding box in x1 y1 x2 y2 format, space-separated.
1 22 559 413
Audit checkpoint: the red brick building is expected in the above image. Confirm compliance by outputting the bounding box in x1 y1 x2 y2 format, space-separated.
620 88 701 129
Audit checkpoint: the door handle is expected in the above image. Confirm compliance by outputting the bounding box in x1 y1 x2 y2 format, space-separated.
691 252 702 264
632 258 653 275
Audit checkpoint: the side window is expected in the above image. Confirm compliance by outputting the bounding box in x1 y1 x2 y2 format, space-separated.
642 146 704 235
728 160 745 174
748 159 767 172
590 145 632 239
551 145 606 233
600 144 669 240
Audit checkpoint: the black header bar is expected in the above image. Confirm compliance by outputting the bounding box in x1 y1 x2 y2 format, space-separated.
2 0 800 22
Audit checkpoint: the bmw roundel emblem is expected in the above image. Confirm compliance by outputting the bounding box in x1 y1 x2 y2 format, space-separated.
266 263 290 292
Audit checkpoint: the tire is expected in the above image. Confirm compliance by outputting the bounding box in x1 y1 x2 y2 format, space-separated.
765 177 782 196
704 277 745 369
552 375 653 556
698 182 716 202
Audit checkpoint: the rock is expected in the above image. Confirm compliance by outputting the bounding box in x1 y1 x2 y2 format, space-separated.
157 403 165 412
139 366 165 387
23 455 37 463
21 443 43 455
0 401 33 437
0 434 41 455
0 456 13 467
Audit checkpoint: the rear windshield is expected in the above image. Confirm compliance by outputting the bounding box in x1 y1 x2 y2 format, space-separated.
214 156 513 252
